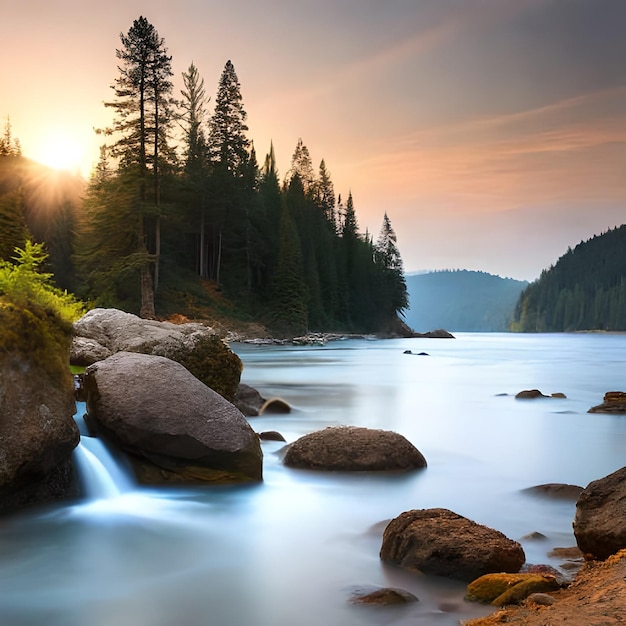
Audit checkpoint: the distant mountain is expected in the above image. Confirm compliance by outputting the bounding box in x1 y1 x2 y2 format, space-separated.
404 270 528 332
511 225 626 332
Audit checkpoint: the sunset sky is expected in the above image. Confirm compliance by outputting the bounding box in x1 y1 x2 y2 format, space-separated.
3 0 625 281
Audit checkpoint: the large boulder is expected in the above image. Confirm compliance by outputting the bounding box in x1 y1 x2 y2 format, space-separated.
380 508 525 581
83 351 262 484
72 308 242 400
573 466 626 559
0 302 80 513
283 426 427 471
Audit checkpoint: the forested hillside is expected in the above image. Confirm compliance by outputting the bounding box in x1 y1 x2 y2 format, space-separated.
405 270 527 332
511 225 626 332
0 17 408 337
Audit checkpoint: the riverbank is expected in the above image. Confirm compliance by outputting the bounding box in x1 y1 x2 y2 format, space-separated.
464 550 626 625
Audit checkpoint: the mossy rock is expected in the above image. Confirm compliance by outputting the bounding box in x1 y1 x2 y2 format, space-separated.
161 334 242 401
466 573 559 606
0 300 73 386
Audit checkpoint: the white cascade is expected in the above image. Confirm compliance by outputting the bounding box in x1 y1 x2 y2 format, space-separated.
73 436 134 500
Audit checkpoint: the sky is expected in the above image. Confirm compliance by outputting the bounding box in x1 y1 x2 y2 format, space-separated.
2 0 626 282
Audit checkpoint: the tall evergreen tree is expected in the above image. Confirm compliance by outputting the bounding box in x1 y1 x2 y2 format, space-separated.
103 15 174 317
314 159 336 226
207 60 250 174
206 60 251 287
286 138 315 194
374 212 409 318
179 62 210 277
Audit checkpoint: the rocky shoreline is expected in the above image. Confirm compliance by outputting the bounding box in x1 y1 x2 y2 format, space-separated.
3 306 626 623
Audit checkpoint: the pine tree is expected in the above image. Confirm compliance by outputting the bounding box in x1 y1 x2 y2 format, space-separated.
103 15 175 317
206 60 251 288
179 62 210 278
374 212 409 317
180 62 209 173
286 138 315 194
207 60 250 174
314 159 336 226
342 191 359 241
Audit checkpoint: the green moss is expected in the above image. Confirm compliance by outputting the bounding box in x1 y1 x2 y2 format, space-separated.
466 573 559 606
0 300 73 388
163 334 242 401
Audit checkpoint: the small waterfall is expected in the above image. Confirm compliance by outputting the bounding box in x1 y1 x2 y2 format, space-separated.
73 436 134 501
72 399 134 500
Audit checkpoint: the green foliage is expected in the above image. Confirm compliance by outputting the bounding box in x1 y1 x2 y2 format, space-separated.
0 241 84 386
512 226 626 332
268 202 308 336
0 189 29 261
0 241 85 325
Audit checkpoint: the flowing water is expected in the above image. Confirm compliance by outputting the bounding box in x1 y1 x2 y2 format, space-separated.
1 333 626 626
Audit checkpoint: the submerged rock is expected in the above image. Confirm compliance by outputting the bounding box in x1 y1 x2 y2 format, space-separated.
522 483 584 500
515 389 547 399
349 586 418 605
380 508 525 582
283 426 426 471
83 352 262 484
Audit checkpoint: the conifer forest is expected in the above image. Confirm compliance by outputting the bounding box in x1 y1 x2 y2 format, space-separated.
0 16 408 336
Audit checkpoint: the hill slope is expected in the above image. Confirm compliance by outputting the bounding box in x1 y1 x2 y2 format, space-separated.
511 225 626 332
405 270 528 332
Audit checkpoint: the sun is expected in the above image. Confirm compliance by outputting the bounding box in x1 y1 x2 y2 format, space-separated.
33 130 89 176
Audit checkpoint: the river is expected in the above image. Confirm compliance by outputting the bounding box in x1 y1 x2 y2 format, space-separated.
1 333 625 625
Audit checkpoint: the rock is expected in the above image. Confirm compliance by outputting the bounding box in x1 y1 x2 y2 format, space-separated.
522 483 584 500
413 328 455 338
232 383 266 416
548 546 583 559
283 426 427 471
349 586 418 605
588 391 626 413
462 548 626 625
380 508 525 582
527 592 556 606
71 308 242 400
573 465 626 559
83 352 262 484
521 531 547 541
514 389 566 399
520 563 570 586
466 572 559 606
259 397 291 414
0 302 80 513
515 389 547 399
258 431 286 442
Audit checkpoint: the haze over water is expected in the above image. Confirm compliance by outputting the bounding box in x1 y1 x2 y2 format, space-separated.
1 333 625 625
